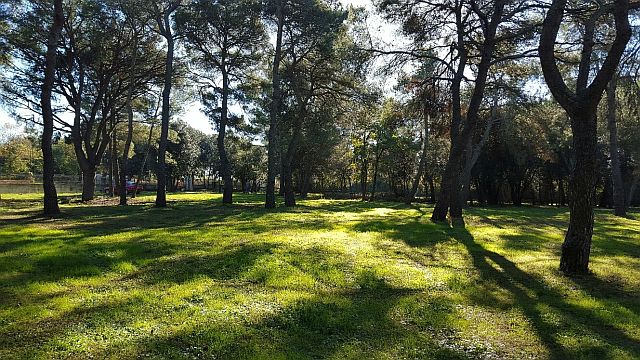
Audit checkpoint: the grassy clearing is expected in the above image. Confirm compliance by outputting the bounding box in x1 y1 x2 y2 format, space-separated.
0 193 638 359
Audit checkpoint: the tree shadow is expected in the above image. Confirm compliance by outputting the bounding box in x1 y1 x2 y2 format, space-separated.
129 273 473 359
450 227 640 359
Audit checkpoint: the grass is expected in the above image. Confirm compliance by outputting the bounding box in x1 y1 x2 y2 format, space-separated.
0 192 639 359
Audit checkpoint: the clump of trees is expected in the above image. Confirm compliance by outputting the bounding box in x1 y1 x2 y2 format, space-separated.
1 0 640 275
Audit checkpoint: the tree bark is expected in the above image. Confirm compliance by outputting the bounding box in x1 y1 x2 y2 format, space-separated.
219 70 233 204
40 0 63 216
560 110 598 274
266 0 283 209
606 74 626 216
155 5 178 208
82 168 96 202
370 145 381 201
406 114 430 205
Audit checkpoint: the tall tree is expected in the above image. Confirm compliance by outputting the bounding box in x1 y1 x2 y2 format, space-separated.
379 0 538 225
538 0 633 274
178 0 266 204
153 0 181 208
265 0 284 209
41 0 64 215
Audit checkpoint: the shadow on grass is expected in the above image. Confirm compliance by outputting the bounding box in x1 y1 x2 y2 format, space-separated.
448 227 640 359
127 273 471 359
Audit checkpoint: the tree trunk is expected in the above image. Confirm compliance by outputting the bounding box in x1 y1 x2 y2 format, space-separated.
432 143 464 223
156 13 175 208
406 114 430 205
108 128 115 197
82 168 96 202
370 147 380 201
360 134 369 201
559 110 598 274
134 122 155 198
119 33 138 206
219 70 233 204
282 162 295 206
282 103 306 207
40 0 63 216
539 0 631 275
627 176 637 207
266 0 284 209
607 75 626 216
432 1 504 225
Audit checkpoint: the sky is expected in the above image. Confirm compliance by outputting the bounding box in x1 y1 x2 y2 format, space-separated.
0 0 393 136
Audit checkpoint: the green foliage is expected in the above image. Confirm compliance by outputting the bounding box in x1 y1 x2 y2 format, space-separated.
0 136 40 175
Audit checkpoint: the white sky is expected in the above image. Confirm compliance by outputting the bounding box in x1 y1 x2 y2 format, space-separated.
0 0 394 136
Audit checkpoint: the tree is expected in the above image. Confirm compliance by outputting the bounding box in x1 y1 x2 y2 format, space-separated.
153 0 182 208
41 0 63 215
379 0 538 224
178 0 267 204
538 0 633 274
265 0 284 209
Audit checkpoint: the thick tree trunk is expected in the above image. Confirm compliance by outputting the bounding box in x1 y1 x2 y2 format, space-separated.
40 0 63 216
560 110 598 274
266 0 284 209
156 16 175 208
607 75 626 216
432 140 464 223
82 168 96 202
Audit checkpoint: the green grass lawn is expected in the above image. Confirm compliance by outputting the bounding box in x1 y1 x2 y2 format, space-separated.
1 193 639 359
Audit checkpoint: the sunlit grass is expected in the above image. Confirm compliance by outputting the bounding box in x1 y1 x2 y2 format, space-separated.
0 193 638 359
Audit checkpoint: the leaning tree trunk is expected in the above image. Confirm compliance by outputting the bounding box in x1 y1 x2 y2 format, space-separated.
40 0 63 216
606 75 626 216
